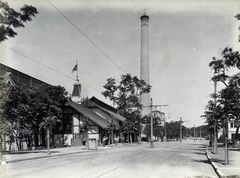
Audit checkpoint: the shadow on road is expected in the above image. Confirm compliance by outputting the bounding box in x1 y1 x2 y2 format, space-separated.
192 151 206 155
192 159 211 164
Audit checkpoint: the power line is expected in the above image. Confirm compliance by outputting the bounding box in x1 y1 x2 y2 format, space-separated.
47 0 126 74
2 44 102 93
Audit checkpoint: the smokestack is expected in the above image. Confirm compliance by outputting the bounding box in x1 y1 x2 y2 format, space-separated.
140 13 150 116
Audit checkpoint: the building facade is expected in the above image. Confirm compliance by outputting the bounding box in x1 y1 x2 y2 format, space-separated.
0 63 126 150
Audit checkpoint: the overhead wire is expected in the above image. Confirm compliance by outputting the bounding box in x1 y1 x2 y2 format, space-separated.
47 0 126 74
2 44 102 93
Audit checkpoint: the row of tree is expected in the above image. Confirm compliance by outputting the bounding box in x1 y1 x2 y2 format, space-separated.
202 14 240 145
144 120 190 141
0 83 68 151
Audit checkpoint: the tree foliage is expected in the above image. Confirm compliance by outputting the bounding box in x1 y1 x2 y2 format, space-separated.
0 83 11 138
102 73 151 115
102 73 151 136
208 45 240 142
0 1 38 42
1 83 68 150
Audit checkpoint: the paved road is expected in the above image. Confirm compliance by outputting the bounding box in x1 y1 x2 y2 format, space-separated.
1 140 217 178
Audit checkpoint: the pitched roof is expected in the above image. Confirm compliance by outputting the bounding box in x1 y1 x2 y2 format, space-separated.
66 100 109 129
90 96 116 113
89 97 126 122
72 83 81 97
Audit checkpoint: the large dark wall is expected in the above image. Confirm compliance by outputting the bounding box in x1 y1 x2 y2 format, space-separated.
0 63 46 87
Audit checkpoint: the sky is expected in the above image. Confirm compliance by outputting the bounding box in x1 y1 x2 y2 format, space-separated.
1 0 240 127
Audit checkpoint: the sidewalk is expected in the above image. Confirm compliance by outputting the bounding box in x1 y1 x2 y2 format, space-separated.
206 144 240 178
0 143 139 164
0 145 114 164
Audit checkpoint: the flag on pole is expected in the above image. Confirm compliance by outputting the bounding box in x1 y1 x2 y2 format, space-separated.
72 64 77 73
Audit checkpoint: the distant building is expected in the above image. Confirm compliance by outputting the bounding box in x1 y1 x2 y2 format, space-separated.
228 120 240 142
0 63 50 151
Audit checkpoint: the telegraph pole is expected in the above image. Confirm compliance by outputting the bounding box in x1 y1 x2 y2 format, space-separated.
194 125 195 142
200 126 202 141
150 98 154 148
180 117 189 143
212 57 218 154
148 98 168 148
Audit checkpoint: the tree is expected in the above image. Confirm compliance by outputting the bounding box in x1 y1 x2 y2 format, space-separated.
3 84 35 150
35 84 67 154
0 83 11 156
0 83 11 137
2 83 67 152
165 121 180 141
102 73 151 143
209 48 240 143
0 1 38 42
202 97 224 146
106 119 117 145
143 115 164 141
235 14 240 42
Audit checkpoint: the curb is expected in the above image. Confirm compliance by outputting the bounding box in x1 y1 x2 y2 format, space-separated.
2 149 97 164
205 147 225 178
1 146 117 164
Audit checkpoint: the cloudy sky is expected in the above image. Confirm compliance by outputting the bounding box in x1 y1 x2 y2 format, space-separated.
1 0 240 127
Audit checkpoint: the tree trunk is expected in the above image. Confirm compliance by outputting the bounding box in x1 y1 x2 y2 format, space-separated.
111 130 113 145
42 130 46 147
0 137 2 159
47 129 50 155
34 130 39 147
130 133 132 146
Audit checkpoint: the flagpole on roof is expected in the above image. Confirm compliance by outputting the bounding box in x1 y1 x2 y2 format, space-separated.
76 60 79 83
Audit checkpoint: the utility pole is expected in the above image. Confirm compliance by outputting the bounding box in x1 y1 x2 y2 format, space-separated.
180 117 189 143
164 115 167 142
150 98 154 148
148 98 168 148
200 126 202 141
194 125 195 142
212 57 218 154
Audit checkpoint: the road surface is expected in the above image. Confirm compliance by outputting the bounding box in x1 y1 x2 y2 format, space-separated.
1 140 217 178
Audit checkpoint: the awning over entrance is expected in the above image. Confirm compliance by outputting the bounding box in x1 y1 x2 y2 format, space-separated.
67 101 109 129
